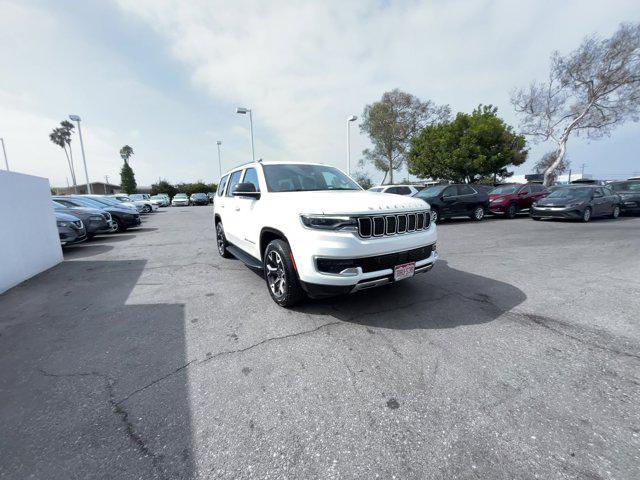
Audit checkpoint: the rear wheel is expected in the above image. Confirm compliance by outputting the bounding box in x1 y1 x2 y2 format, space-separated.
611 205 620 219
470 205 485 221
582 207 592 223
142 204 151 213
216 222 233 258
112 218 126 232
264 239 305 307
531 216 541 221
506 203 518 219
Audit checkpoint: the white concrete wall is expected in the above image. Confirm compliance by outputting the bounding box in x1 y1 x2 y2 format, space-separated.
0 171 62 293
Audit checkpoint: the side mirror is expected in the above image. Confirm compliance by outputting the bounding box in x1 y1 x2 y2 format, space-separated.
593 191 603 198
518 190 527 196
233 182 261 199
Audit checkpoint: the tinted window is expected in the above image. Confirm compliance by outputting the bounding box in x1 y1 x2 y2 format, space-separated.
226 171 242 197
458 185 475 195
603 187 614 196
217 175 228 197
397 187 412 195
490 185 519 195
263 164 360 192
243 168 260 192
443 185 458 197
610 181 640 192
386 186 400 194
415 185 447 198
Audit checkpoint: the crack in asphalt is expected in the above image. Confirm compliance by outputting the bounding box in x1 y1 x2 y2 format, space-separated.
38 369 166 478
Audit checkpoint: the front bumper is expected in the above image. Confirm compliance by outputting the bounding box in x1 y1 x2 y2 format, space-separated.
530 205 583 219
59 227 87 246
172 201 189 206
620 198 640 212
290 222 438 289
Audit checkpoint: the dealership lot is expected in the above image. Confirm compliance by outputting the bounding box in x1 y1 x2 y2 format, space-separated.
1 207 639 479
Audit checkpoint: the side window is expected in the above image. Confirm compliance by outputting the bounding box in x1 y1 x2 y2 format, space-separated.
603 187 613 196
594 187 605 197
398 187 412 195
226 171 242 197
386 186 400 194
443 185 458 197
520 185 532 194
459 185 474 195
242 168 260 192
217 175 228 197
532 185 544 193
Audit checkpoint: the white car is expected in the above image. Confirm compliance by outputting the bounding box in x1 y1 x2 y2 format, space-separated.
172 193 190 206
128 194 160 212
368 184 420 196
110 194 157 213
214 161 437 307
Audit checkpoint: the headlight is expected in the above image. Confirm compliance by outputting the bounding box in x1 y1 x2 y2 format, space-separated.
57 221 71 227
300 215 357 231
490 197 503 203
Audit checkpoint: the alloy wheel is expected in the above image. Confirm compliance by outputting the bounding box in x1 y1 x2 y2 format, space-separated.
613 206 620 218
474 207 484 220
216 224 225 255
430 210 439 223
583 208 591 222
266 250 286 298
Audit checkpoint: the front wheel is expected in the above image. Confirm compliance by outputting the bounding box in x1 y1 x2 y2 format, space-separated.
611 205 620 219
582 207 592 223
216 222 233 258
264 240 305 307
142 204 151 214
506 203 518 219
470 205 485 221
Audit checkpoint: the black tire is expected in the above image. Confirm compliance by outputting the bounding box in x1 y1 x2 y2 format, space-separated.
581 207 592 223
531 216 541 221
113 218 126 232
506 203 518 219
264 239 305 307
470 205 485 221
216 222 233 258
430 209 440 224
611 205 620 219
142 204 152 213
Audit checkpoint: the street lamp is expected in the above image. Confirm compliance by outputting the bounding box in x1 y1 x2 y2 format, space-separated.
0 137 9 171
236 107 255 162
69 115 91 193
216 140 223 177
347 115 357 175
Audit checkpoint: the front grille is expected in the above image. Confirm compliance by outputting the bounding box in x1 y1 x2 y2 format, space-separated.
72 220 82 229
357 211 430 238
316 245 434 274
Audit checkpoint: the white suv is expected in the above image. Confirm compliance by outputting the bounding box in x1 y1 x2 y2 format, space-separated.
214 162 438 306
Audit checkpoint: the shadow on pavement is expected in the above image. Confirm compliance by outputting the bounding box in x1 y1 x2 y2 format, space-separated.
131 227 159 232
62 244 114 258
0 260 194 479
88 234 137 243
296 260 526 330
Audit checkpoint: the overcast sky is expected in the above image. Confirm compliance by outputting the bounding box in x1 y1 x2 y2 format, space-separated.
1 0 639 187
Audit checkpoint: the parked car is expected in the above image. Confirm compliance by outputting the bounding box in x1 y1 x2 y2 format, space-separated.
530 185 620 222
190 192 210 206
368 185 420 196
172 193 190 206
151 194 171 207
129 193 161 211
214 161 437 307
571 178 607 185
110 194 157 213
53 196 141 232
52 200 114 238
101 195 143 213
207 192 216 203
413 184 489 222
488 183 549 218
608 180 640 214
56 211 87 246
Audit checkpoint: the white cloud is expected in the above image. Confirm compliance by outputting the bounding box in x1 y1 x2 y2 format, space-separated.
114 0 640 181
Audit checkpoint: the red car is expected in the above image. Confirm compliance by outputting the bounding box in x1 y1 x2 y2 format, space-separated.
489 183 549 218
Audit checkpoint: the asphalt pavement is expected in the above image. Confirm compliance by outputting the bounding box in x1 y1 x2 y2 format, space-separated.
1 206 639 479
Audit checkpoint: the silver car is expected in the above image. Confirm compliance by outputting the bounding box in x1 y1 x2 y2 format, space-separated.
56 211 87 246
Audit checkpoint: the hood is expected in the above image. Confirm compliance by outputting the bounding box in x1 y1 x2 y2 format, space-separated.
55 211 81 222
536 196 585 207
107 206 138 214
57 206 103 216
269 191 428 215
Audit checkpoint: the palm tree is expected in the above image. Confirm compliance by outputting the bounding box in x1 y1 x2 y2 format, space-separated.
120 145 134 164
60 120 76 184
49 126 77 191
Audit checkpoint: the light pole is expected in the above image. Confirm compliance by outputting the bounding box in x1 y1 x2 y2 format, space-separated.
216 140 223 177
0 137 9 171
69 115 91 193
104 175 110 194
347 115 357 175
236 107 255 162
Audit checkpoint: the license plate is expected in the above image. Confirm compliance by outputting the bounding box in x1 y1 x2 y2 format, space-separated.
394 262 415 281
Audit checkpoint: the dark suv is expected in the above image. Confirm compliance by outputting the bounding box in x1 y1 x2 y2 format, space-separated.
413 184 489 222
609 180 640 214
488 183 549 218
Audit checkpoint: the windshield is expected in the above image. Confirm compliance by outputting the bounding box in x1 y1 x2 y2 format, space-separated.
547 187 592 199
175 193 187 198
192 193 207 198
415 185 446 197
610 181 640 192
88 196 121 206
263 164 360 192
490 185 519 195
368 187 383 192
65 197 107 209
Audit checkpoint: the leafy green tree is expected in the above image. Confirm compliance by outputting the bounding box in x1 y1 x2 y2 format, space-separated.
120 161 137 194
352 171 373 189
151 180 177 198
408 105 527 183
120 145 134 164
360 89 450 184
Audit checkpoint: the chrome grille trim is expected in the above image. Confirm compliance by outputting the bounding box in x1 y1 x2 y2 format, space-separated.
356 210 431 238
